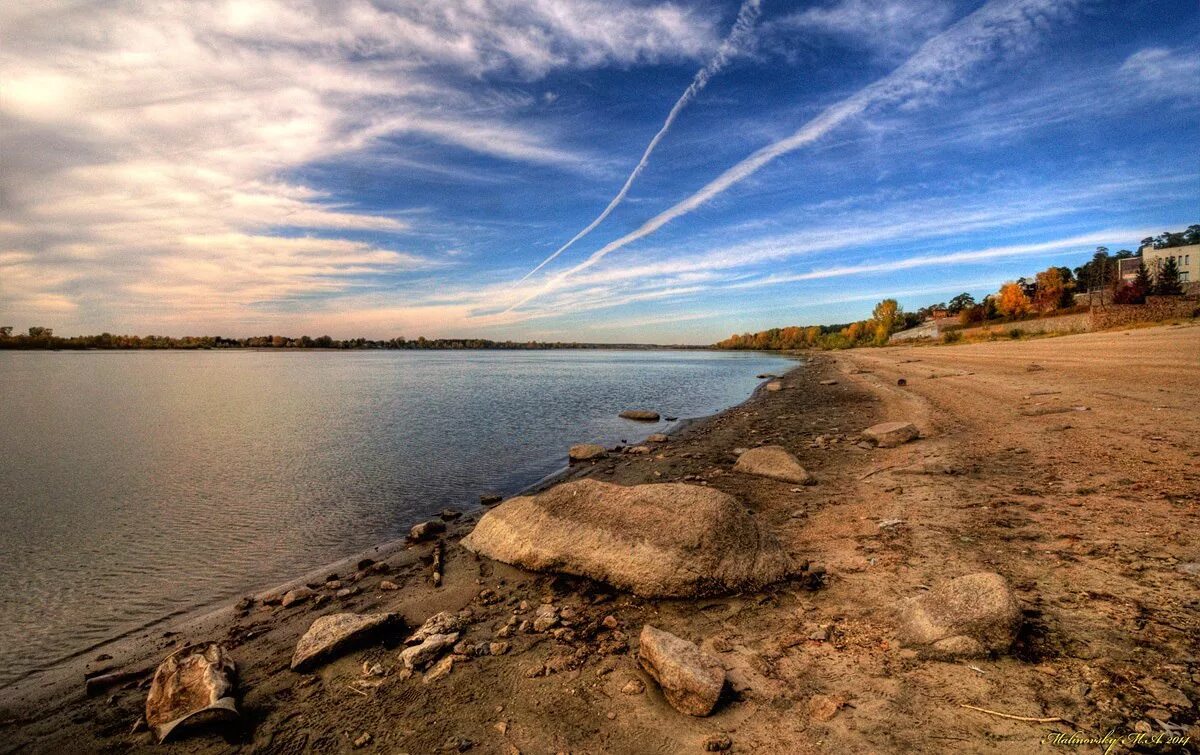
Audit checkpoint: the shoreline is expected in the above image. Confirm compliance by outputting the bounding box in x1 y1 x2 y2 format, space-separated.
0 355 803 712
4 325 1197 753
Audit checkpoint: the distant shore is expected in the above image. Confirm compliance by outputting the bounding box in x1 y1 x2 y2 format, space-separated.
3 324 1198 753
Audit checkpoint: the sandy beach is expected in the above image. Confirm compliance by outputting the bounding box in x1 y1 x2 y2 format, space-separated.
2 323 1197 754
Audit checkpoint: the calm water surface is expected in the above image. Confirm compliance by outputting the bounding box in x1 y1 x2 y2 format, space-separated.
0 349 792 687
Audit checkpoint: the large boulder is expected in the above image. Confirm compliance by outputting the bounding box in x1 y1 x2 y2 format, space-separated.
290 612 399 671
898 572 1021 659
460 479 795 597
569 443 607 462
619 409 660 421
862 421 919 447
638 625 725 716
733 446 812 485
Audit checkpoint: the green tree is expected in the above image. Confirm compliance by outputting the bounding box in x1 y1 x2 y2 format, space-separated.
947 293 976 314
0 326 12 338
1155 257 1183 295
1134 262 1153 303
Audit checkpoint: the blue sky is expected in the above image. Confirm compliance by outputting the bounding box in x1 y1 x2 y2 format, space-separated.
1 0 1197 343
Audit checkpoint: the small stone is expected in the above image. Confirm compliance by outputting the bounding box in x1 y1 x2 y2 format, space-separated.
704 734 733 752
861 421 919 448
281 587 314 607
602 615 619 630
569 443 607 462
423 654 454 683
898 572 1021 659
638 625 725 716
494 721 508 735
809 693 848 721
647 434 669 443
819 379 838 386
353 732 372 748
489 641 510 656
606 711 617 720
733 445 813 485
440 509 462 520
619 409 660 421
379 580 400 591
621 678 645 695
766 381 784 392
410 520 446 542
532 605 559 632
480 492 503 505
627 445 652 455
408 611 469 645
400 633 459 670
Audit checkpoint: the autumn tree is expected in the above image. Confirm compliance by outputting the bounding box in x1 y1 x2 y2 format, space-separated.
869 299 902 344
1033 267 1065 313
996 282 1032 318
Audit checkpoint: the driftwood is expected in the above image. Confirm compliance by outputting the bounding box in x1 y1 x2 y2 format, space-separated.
432 540 444 587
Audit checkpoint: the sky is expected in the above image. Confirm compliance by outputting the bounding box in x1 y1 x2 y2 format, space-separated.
1 0 1197 344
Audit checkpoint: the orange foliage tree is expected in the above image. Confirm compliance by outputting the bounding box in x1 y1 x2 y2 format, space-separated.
996 282 1032 317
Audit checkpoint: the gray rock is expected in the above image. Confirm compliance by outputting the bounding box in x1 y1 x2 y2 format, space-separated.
898 572 1021 659
638 625 725 716
861 421 919 448
733 445 813 485
619 409 660 421
290 612 399 671
461 479 796 598
569 443 607 461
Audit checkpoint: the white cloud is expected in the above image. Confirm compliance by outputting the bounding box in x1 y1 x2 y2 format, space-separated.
0 0 718 328
1118 46 1200 99
773 0 953 60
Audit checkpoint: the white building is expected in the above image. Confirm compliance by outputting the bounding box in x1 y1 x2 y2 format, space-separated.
1140 242 1199 286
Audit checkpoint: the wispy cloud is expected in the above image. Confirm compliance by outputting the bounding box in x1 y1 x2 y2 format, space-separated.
0 0 718 327
507 0 1082 311
1118 46 1200 99
514 0 763 285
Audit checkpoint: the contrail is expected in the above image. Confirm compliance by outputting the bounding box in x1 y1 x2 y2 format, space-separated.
506 0 1079 313
513 0 763 286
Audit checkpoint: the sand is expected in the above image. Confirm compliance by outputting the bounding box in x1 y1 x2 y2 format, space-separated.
1 323 1197 753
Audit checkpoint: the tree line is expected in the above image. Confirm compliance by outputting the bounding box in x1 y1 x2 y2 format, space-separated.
0 330 671 351
716 224 1197 351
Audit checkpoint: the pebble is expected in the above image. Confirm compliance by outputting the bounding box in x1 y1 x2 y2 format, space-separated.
704 734 733 752
380 580 400 591
353 732 372 748
621 679 645 695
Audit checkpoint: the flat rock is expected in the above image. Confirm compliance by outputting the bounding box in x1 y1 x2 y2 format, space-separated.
619 409 660 421
765 381 784 392
460 479 796 598
819 379 838 386
862 421 919 448
569 443 607 461
290 613 399 671
898 572 1021 659
733 446 813 485
638 625 724 716
647 433 669 443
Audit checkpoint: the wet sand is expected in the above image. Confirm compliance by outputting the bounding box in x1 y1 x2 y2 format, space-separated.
2 323 1197 753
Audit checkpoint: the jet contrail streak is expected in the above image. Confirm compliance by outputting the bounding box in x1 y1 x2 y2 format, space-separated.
505 0 1079 313
512 0 763 287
